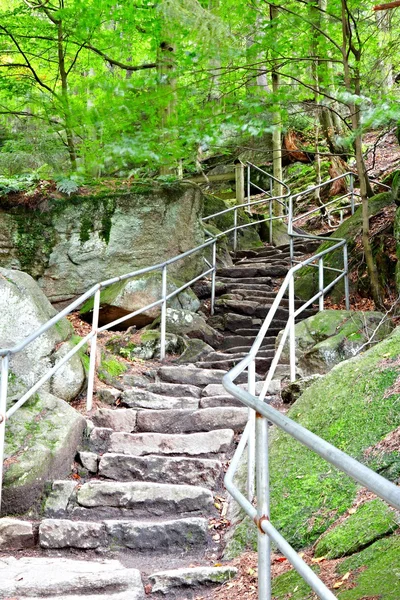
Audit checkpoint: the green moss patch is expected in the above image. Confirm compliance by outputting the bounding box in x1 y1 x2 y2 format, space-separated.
266 327 400 550
315 499 398 559
98 355 127 383
337 535 400 599
271 567 318 599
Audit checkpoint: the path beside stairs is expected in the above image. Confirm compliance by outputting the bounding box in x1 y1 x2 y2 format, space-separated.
0 239 319 600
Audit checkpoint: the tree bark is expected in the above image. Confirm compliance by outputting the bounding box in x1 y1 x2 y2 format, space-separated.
57 19 77 170
270 4 283 213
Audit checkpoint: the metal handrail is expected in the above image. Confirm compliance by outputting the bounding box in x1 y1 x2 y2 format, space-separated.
0 161 289 512
222 171 399 599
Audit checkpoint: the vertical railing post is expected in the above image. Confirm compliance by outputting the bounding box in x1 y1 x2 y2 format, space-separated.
350 172 355 215
344 244 350 310
319 257 324 312
269 200 273 245
86 288 100 412
211 241 217 316
233 208 238 253
235 161 245 206
0 353 9 514
269 175 273 199
247 163 251 209
289 275 296 383
160 265 168 360
288 196 294 267
256 412 271 600
247 359 256 501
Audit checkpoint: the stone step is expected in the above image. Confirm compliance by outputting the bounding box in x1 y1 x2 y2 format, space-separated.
217 265 289 278
215 300 290 320
135 406 248 434
197 356 272 373
157 365 251 386
0 557 144 599
199 394 244 408
235 326 285 336
108 429 235 457
220 335 276 350
148 566 237 595
140 381 203 398
203 349 274 362
92 408 138 432
121 388 199 411
202 378 280 398
99 453 223 487
223 344 275 355
223 282 273 293
39 517 208 553
65 481 214 519
217 276 273 286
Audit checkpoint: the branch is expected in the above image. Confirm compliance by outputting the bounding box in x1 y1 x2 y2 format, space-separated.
374 1 400 10
83 43 157 71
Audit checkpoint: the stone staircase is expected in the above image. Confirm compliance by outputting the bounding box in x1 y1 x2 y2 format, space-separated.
0 239 320 600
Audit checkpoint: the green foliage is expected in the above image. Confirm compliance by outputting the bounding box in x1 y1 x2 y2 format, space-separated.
55 178 80 197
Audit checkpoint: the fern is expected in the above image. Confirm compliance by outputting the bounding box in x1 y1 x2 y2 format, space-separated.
56 177 79 196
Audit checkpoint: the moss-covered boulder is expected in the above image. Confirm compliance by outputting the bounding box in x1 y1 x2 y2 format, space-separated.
294 192 394 301
229 327 400 556
0 183 204 306
0 268 85 404
314 499 398 559
3 391 86 515
278 310 394 376
80 272 200 328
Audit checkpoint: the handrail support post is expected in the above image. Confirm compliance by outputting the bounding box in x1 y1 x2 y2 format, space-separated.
256 412 271 600
344 244 350 310
211 241 217 316
319 257 324 312
86 288 101 412
160 265 168 360
289 275 296 382
0 354 9 514
247 359 256 501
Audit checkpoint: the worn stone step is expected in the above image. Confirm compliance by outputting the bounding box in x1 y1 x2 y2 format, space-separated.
76 481 213 516
99 453 223 487
140 382 203 398
223 344 275 355
109 429 235 457
223 282 273 293
235 326 285 336
202 379 280 397
217 276 273 286
220 335 276 350
148 566 238 595
217 265 289 278
0 557 144 598
157 365 250 385
197 357 273 373
121 388 199 410
203 349 274 362
199 394 244 408
39 517 208 553
136 406 248 434
208 312 263 332
215 300 290 320
92 408 137 432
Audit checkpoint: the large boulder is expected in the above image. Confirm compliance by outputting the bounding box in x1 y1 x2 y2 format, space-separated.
3 391 86 514
0 183 204 307
151 308 223 347
0 268 85 403
80 273 200 328
277 309 394 376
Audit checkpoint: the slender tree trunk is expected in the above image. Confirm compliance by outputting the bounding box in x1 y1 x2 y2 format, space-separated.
158 20 176 175
341 1 382 308
270 4 283 213
57 20 77 170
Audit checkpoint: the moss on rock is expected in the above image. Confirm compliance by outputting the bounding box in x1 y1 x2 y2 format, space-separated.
337 535 400 599
271 567 317 599
314 499 398 559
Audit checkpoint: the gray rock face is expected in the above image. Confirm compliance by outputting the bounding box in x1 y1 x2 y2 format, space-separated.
98 387 122 405
0 185 204 310
281 375 323 404
104 517 208 551
99 453 222 487
148 566 238 594
79 451 99 473
40 519 106 549
278 310 395 376
89 427 114 453
157 307 223 347
0 518 35 549
121 388 198 410
140 382 203 398
3 391 86 514
0 556 144 598
0 268 84 403
92 408 137 432
136 407 248 434
109 429 234 457
177 338 214 364
76 481 213 516
158 365 236 386
43 481 77 517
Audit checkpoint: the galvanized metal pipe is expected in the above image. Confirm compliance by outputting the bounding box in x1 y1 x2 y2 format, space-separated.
350 172 354 214
87 289 101 412
288 276 296 383
160 265 168 361
211 241 217 316
344 244 350 310
0 354 9 514
233 209 238 252
269 200 273 245
256 412 271 600
319 258 324 312
247 360 256 501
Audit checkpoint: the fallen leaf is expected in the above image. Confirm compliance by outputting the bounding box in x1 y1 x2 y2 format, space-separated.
333 581 345 589
311 556 326 563
342 572 351 581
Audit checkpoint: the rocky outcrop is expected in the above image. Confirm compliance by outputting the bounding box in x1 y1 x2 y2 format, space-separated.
277 309 394 376
0 268 85 402
0 183 204 306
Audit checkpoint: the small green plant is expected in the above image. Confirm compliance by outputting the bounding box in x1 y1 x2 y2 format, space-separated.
55 177 79 196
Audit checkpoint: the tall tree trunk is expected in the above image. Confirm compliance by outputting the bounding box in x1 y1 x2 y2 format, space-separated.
270 4 283 213
158 19 176 175
57 20 77 170
341 0 382 308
